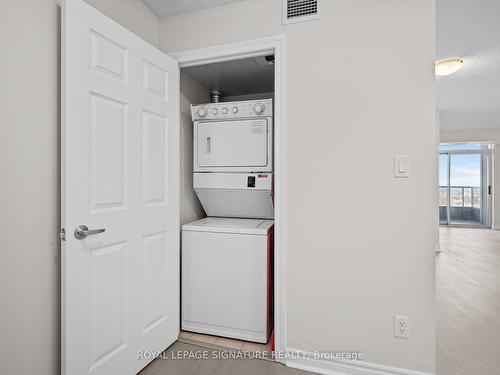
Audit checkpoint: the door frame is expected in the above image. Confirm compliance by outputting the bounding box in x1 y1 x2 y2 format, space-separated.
439 147 492 228
170 35 287 357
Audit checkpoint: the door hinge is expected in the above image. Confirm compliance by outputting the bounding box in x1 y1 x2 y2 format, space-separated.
489 185 492 195
59 228 66 241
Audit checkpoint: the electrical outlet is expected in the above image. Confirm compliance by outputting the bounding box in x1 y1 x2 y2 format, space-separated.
394 316 410 339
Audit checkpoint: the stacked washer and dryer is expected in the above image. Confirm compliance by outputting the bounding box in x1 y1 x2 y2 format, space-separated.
181 99 274 343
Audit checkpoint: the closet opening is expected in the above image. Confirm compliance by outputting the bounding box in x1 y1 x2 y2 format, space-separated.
177 53 278 355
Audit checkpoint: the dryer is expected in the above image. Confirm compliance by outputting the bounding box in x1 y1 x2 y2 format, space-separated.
191 99 274 219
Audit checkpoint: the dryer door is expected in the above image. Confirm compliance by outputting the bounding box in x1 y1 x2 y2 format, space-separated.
194 119 272 172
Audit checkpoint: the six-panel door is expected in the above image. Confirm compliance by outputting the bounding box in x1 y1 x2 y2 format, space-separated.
62 1 179 374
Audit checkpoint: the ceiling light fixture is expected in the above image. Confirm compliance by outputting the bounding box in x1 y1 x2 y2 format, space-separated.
435 59 464 76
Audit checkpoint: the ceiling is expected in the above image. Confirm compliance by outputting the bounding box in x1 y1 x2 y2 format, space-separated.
141 0 245 17
437 0 500 130
182 56 274 97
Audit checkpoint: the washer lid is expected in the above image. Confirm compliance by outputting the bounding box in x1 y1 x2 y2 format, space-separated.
182 217 274 235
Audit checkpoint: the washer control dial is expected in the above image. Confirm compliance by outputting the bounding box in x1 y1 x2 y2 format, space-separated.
221 107 228 114
212 108 218 115
232 107 238 114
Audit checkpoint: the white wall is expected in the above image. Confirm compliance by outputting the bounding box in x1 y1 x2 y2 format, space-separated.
160 1 436 373
440 126 500 229
440 128 500 144
0 1 159 374
439 110 500 131
180 72 207 224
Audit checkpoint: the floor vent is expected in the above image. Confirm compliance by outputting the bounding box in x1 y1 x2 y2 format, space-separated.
283 0 320 24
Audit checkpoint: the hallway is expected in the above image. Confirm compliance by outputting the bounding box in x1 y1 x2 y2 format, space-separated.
437 227 500 374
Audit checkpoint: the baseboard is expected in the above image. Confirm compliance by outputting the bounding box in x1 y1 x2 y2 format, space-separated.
493 226 500 231
284 348 435 375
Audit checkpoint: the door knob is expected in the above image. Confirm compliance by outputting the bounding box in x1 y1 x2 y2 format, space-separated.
74 225 105 240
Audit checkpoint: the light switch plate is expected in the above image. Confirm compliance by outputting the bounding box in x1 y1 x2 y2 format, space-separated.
394 156 410 178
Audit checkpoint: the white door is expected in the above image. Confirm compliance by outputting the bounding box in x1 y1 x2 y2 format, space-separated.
61 1 179 374
194 119 272 171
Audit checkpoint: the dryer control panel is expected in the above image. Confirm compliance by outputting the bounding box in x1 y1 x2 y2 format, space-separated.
191 98 273 121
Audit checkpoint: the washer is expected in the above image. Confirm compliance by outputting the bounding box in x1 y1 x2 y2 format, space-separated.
181 217 274 343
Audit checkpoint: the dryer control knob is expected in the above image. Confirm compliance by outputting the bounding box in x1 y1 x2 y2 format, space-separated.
232 107 238 114
212 108 218 115
222 107 228 114
197 108 207 117
253 103 264 114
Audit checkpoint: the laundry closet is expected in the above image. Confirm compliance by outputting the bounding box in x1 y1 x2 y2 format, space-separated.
178 55 276 348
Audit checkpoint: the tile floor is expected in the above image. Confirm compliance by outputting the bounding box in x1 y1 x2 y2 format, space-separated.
178 330 273 354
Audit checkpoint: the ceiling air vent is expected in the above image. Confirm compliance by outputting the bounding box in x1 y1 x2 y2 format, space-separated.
283 0 320 25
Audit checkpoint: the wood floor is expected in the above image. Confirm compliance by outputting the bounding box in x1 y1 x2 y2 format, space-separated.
437 227 500 375
139 341 312 375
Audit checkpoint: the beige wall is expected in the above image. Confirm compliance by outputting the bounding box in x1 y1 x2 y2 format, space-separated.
0 1 158 374
160 0 436 373
180 72 207 224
